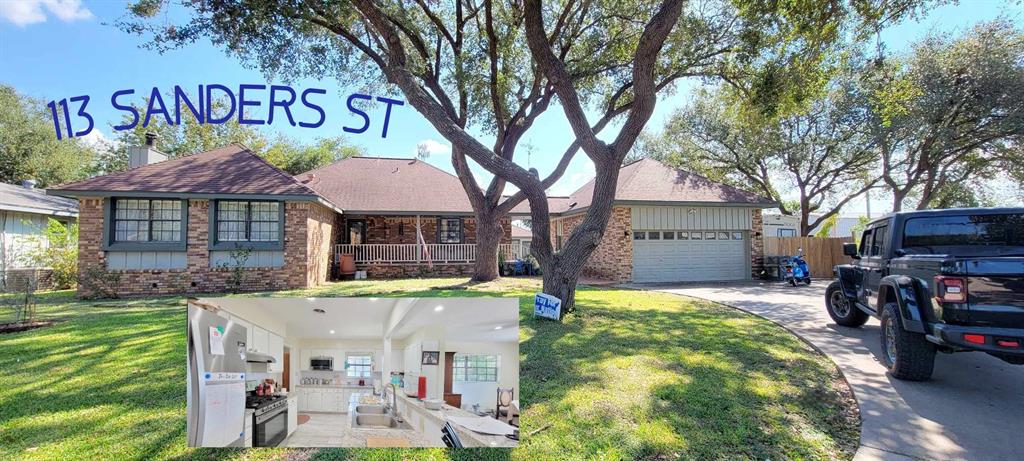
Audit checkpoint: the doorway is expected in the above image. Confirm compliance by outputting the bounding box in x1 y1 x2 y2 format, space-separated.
346 220 366 245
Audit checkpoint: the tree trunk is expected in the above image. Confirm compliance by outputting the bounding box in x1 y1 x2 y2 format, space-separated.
541 260 581 318
472 215 503 282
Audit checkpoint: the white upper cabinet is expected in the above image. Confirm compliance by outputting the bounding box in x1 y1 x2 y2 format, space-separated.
299 349 311 371
251 326 269 353
267 333 284 373
231 316 253 351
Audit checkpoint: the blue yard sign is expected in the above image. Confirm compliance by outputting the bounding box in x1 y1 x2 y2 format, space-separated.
534 293 562 320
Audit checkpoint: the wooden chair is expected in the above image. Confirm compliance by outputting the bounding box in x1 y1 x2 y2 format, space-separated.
495 388 514 423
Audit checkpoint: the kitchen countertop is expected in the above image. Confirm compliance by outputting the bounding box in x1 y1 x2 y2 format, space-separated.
390 392 518 448
345 393 433 447
295 384 374 389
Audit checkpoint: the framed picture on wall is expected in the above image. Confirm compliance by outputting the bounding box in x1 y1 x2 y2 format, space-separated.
421 351 440 365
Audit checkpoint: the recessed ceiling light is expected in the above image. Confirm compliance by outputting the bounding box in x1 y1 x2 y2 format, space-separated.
329 330 335 334
434 305 444 312
313 308 326 314
494 326 503 330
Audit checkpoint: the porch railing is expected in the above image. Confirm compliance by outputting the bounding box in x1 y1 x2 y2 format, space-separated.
335 243 526 264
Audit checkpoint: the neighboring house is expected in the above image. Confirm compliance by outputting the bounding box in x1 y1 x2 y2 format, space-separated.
510 224 532 258
549 158 776 283
762 213 801 237
761 213 876 238
1 181 78 291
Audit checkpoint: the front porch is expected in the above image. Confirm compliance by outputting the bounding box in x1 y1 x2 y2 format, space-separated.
333 214 526 278
335 242 527 264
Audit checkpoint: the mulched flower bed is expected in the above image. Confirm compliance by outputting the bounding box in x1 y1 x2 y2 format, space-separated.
0 320 55 334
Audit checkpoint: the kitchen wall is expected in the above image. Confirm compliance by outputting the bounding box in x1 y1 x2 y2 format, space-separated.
447 340 519 412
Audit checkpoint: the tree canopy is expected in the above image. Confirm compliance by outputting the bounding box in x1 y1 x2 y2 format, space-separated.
0 85 95 187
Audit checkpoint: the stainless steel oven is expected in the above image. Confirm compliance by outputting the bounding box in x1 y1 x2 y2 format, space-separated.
310 356 333 370
253 398 288 447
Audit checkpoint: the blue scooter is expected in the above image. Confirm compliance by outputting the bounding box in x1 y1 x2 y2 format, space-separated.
786 248 812 286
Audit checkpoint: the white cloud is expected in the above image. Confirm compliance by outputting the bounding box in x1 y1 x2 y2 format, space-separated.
0 0 93 27
80 128 117 150
549 158 595 195
414 139 452 159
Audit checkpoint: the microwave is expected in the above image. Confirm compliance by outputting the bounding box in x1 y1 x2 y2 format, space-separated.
310 357 333 370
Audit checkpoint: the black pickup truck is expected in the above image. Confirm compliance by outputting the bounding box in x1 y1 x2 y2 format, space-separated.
825 208 1024 381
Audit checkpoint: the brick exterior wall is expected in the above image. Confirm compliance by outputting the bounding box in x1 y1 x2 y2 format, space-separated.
552 206 634 282
342 216 511 244
750 208 764 278
76 198 334 297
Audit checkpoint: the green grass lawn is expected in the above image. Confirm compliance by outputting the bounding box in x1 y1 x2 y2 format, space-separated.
0 278 859 460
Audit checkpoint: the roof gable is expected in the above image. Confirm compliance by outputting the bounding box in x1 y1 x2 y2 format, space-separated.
553 158 775 213
50 144 319 198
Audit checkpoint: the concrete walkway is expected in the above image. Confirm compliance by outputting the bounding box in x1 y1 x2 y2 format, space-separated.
642 281 1024 461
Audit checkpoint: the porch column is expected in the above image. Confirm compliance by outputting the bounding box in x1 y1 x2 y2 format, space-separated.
415 214 422 264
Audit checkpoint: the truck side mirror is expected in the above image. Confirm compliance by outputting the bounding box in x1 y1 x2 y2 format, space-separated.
843 242 860 259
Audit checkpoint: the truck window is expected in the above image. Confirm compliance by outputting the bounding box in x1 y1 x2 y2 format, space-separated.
902 213 1024 254
859 228 873 257
871 225 888 256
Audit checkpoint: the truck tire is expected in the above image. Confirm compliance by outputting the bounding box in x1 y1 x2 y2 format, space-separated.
826 280 868 327
880 302 936 381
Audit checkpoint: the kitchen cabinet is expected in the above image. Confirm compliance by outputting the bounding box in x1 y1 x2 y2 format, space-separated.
422 417 445 446
267 333 284 373
231 317 253 351
306 389 322 411
299 349 311 371
252 326 269 353
287 398 298 436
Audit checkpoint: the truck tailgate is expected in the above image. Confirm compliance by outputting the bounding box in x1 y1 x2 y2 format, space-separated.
966 258 1024 327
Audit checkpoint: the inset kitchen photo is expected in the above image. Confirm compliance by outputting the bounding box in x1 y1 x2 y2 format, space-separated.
186 297 519 448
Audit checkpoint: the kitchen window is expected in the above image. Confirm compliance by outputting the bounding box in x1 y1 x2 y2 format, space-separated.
438 218 463 243
212 201 282 249
346 355 372 378
453 354 498 383
107 198 186 250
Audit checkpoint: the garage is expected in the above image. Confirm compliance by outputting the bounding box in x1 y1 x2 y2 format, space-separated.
630 206 753 283
632 230 749 282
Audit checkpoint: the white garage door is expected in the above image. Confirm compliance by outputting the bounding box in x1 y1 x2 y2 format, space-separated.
632 230 748 283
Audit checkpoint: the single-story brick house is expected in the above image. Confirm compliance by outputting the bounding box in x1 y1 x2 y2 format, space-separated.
547 158 776 283
50 140 773 296
49 143 530 296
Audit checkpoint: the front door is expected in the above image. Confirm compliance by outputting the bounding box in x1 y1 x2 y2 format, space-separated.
346 220 366 245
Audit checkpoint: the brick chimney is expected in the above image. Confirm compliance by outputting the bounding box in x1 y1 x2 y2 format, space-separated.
128 132 168 169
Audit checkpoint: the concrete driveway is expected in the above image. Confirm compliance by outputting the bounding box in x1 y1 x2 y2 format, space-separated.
645 281 1024 461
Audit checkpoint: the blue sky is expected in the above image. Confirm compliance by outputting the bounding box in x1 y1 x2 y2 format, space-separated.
0 0 1019 202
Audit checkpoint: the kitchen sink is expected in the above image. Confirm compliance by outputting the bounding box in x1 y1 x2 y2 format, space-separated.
354 414 411 429
355 405 387 414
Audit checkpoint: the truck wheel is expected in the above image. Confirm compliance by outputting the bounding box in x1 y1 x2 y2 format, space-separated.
880 302 936 381
826 281 868 327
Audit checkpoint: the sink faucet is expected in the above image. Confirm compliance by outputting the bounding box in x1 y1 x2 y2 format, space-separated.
387 383 403 423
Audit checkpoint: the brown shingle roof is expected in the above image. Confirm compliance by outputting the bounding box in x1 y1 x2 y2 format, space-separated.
552 158 775 213
50 144 320 198
299 157 530 215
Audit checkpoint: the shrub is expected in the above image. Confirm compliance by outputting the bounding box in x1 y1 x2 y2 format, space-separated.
27 218 78 289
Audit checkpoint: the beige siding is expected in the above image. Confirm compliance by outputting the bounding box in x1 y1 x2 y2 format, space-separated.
630 206 753 231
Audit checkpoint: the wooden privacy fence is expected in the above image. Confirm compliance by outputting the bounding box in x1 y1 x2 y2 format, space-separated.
763 236 854 278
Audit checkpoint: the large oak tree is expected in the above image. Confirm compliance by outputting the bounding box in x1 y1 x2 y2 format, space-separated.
123 0 933 313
